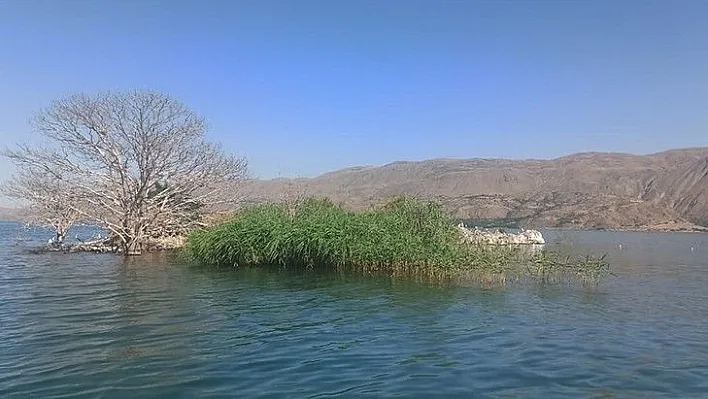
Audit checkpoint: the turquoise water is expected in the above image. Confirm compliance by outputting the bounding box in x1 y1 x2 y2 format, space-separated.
1 221 707 398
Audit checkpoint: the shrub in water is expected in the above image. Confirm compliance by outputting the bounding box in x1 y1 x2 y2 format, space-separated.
184 196 609 282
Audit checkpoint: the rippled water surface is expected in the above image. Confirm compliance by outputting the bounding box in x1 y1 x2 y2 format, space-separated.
1 222 708 398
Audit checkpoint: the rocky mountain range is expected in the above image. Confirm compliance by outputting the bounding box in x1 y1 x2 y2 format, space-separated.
244 148 708 231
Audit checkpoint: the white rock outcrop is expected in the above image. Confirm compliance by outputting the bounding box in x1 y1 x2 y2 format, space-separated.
457 223 545 245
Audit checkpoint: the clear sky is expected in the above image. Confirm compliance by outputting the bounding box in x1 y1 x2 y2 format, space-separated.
1 0 708 193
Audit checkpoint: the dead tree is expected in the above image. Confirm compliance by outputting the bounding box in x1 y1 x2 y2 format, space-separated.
3 90 248 255
0 168 80 246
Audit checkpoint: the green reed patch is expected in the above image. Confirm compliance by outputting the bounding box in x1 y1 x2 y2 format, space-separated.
184 197 609 282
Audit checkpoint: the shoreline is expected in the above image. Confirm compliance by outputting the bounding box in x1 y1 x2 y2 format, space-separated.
2 219 706 235
542 226 708 234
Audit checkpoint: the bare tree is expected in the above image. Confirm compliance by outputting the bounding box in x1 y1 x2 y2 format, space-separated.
3 90 248 255
0 168 81 246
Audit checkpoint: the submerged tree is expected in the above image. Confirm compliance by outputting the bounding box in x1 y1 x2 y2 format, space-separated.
3 90 248 255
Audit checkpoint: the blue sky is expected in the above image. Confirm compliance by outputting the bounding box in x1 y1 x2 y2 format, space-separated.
1 0 708 192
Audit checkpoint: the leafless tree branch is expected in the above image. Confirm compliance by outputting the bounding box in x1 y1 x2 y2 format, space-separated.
2 90 248 255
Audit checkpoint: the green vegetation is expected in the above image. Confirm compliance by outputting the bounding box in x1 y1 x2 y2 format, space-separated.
184 197 609 283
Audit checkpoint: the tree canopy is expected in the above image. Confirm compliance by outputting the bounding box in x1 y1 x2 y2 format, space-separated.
2 90 248 255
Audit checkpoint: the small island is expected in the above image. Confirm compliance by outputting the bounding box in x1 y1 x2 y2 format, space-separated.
185 196 608 282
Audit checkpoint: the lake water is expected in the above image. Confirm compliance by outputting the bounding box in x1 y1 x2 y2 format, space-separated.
1 221 707 398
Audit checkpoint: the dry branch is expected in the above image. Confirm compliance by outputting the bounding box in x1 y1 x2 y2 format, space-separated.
3 90 248 255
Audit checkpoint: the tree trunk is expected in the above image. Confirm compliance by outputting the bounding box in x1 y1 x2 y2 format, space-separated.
47 227 67 249
56 229 66 244
124 237 142 256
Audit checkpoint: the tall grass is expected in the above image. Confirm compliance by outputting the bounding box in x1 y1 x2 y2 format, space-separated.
184 197 609 282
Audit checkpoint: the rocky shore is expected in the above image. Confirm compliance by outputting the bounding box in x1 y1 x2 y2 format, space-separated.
40 235 186 254
39 225 546 255
457 223 545 245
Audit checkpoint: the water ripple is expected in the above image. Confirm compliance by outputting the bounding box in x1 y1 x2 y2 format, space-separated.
2 223 708 397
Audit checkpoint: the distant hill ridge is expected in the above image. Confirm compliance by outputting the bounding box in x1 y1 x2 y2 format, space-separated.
0 207 21 221
245 148 708 231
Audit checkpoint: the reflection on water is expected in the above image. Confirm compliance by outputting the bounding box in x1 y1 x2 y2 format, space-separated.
1 221 708 397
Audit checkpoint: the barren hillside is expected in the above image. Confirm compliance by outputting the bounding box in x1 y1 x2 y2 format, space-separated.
244 148 708 231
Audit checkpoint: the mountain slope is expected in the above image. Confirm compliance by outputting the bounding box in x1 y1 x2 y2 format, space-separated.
646 156 708 226
245 148 708 230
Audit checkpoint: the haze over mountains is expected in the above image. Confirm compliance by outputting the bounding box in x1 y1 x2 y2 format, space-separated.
245 148 708 231
0 207 21 221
